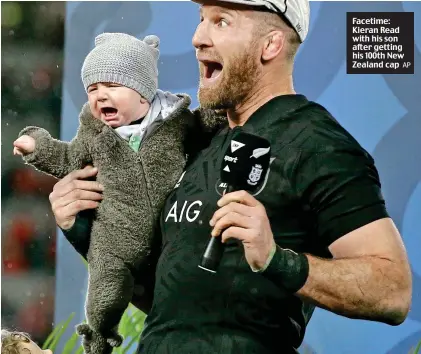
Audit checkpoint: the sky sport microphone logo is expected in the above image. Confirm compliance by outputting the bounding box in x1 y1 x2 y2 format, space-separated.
230 139 245 153
223 137 245 165
224 155 238 163
221 132 271 191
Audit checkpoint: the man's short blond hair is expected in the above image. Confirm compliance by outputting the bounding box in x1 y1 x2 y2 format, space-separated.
1 330 31 354
251 10 301 61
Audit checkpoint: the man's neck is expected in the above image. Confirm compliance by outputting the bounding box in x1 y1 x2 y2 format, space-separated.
227 72 295 128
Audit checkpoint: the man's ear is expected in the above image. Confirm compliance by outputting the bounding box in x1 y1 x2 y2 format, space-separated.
261 31 286 61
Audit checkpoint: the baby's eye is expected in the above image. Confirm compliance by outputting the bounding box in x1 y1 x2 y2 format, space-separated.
88 87 97 93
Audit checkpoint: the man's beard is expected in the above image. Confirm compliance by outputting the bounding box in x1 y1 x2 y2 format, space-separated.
198 50 260 110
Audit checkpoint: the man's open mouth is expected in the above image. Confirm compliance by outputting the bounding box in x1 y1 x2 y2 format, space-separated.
203 61 223 81
100 107 118 119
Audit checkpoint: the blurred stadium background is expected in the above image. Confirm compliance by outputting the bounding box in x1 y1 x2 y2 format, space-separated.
2 1 65 344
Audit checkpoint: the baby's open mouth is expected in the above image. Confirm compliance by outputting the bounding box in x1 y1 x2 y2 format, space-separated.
101 107 118 119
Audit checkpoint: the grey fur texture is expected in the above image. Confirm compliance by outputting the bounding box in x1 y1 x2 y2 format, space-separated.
18 94 220 354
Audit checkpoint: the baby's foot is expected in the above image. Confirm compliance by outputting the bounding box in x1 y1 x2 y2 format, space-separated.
106 329 123 347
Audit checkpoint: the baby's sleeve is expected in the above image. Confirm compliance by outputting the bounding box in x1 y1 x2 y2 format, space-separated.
19 125 91 179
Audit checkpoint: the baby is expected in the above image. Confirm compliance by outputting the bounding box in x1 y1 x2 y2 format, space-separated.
13 33 197 354
1 330 52 354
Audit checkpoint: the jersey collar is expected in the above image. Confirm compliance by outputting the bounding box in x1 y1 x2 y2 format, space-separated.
217 94 309 136
243 94 309 132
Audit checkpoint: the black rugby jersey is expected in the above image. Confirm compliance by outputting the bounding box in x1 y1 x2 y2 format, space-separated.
137 95 389 353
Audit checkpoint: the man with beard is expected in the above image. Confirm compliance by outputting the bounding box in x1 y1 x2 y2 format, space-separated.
50 0 412 353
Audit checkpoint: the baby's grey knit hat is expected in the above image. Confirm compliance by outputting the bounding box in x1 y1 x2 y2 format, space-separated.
81 33 160 102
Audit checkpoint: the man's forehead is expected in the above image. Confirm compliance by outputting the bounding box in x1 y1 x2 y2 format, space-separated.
195 0 310 42
198 0 257 13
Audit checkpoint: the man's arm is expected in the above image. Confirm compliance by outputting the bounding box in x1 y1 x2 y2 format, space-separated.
61 211 94 259
211 193 412 325
290 145 411 325
296 218 412 325
210 146 412 325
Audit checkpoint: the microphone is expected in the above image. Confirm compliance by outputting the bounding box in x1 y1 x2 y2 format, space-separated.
198 131 271 273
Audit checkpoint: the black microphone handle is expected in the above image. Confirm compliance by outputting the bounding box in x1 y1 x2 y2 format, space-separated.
198 236 225 273
198 185 236 273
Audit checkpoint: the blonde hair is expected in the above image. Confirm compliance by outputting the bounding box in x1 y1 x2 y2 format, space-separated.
1 330 31 354
251 10 301 62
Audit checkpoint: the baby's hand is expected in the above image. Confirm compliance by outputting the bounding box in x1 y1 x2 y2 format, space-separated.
13 135 36 156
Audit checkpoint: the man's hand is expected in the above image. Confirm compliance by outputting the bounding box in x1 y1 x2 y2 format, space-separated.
49 166 104 230
13 135 36 156
210 190 276 270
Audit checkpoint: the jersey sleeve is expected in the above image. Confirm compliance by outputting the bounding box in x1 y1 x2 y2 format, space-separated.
61 210 94 259
294 146 389 246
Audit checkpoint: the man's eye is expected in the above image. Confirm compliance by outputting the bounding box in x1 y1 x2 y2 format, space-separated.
218 19 228 28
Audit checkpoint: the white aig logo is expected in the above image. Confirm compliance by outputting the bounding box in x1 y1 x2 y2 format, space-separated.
247 164 263 186
165 200 203 223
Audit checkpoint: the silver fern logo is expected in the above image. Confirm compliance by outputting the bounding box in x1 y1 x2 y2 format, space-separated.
250 147 270 159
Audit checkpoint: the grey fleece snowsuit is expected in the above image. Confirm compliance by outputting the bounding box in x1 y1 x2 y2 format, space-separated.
18 93 225 354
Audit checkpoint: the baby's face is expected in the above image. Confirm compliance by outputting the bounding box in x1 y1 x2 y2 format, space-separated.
87 82 150 128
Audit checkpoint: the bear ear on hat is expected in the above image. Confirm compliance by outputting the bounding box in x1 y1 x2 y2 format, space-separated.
143 34 160 49
95 32 138 46
95 33 115 46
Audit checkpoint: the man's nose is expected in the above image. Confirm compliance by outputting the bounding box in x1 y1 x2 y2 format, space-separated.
192 21 212 49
